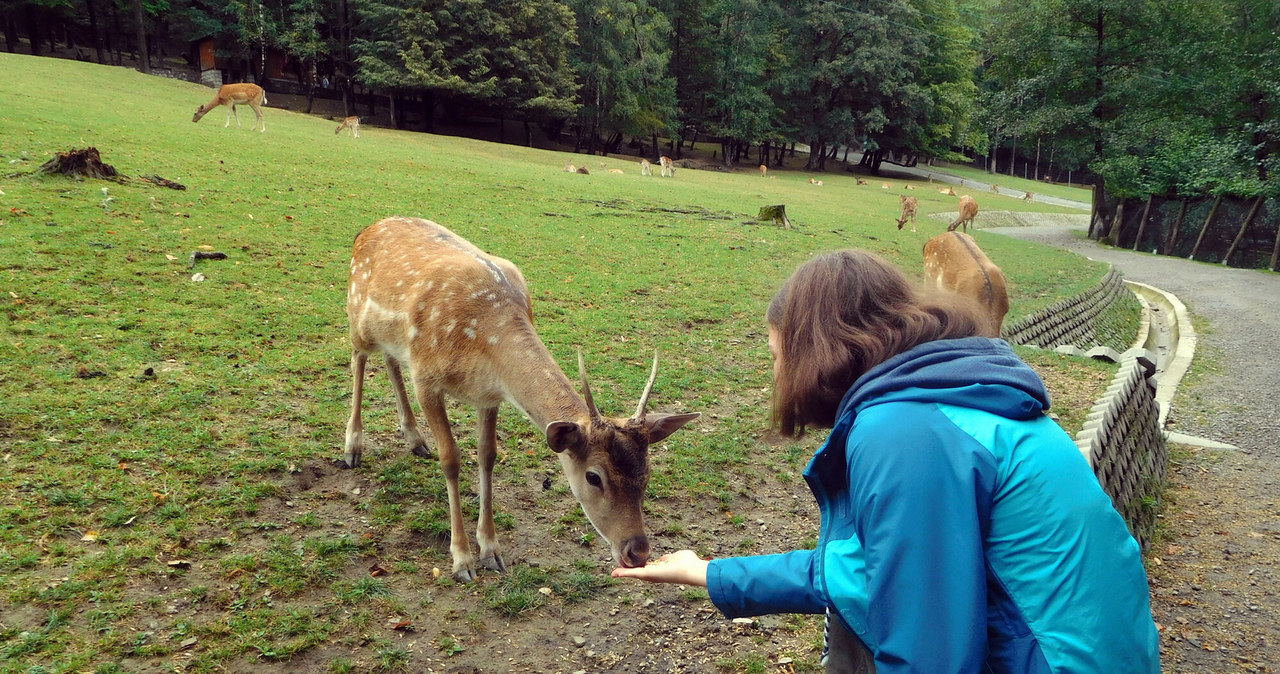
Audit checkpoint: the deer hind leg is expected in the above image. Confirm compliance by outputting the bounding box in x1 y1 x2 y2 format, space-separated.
342 349 368 468
475 406 506 573
384 356 431 459
249 101 265 133
417 389 478 581
224 105 234 128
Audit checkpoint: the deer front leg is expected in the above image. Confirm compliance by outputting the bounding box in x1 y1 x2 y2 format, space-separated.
384 357 431 459
475 406 505 573
342 349 368 468
418 390 477 582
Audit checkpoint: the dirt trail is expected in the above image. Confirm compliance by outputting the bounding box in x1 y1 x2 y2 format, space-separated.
991 221 1280 673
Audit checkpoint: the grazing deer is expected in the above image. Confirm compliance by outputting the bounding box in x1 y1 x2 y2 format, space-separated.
989 183 1001 194
192 83 267 132
947 195 978 233
939 187 957 196
856 179 868 186
808 177 824 186
344 217 700 582
759 164 768 178
896 195 919 232
335 116 360 137
1023 191 1033 201
923 231 1009 337
659 156 675 177
639 159 653 176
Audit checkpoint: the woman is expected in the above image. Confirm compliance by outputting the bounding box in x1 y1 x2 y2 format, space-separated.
614 250 1160 673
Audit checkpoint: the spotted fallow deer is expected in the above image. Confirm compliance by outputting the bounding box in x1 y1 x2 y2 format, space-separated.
659 156 675 177
639 159 653 176
947 195 978 232
335 116 360 137
896 195 918 232
922 231 1009 337
344 217 699 582
192 83 267 132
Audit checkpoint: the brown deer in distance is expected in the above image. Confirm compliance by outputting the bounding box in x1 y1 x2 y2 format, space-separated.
335 116 360 137
659 156 675 177
948 195 978 232
344 217 699 582
759 164 768 178
923 231 1009 337
640 159 653 176
896 195 918 232
192 83 267 132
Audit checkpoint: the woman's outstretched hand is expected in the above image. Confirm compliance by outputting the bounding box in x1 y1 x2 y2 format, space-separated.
611 549 710 587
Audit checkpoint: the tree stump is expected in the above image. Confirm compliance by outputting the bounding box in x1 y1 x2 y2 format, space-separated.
38 147 119 180
758 204 791 229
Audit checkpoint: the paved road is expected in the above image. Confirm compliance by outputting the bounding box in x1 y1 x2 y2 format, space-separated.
877 163 1092 211
990 222 1280 465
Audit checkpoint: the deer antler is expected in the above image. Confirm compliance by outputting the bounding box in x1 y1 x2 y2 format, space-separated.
633 351 660 421
577 349 601 421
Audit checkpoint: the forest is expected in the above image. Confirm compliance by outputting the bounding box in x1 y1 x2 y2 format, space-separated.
3 0 1277 196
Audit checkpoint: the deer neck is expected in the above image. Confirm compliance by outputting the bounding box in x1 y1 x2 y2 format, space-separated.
492 329 590 431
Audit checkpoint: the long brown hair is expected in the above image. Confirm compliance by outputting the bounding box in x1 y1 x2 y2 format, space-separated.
768 249 986 436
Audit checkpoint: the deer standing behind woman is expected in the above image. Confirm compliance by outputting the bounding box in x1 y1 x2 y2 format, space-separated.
344 217 699 582
923 231 1009 337
192 83 267 132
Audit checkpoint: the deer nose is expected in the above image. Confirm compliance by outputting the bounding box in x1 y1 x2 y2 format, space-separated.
619 535 650 568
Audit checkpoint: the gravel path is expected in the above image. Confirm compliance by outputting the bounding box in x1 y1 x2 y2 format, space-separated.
990 221 1280 672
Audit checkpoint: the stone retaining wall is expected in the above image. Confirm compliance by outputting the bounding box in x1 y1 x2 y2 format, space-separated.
1001 268 1137 352
1073 350 1168 550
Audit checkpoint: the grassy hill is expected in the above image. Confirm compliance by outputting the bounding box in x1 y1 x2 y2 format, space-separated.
0 52 1115 672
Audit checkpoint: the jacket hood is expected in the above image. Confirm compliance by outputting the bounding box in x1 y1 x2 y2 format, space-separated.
834 337 1050 422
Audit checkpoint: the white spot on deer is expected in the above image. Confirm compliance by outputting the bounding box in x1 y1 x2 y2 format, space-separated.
486 293 496 301
443 320 456 334
418 301 427 311
464 327 477 340
425 280 435 291
469 318 478 327
487 335 499 346
408 326 419 340
429 307 441 322
396 280 404 287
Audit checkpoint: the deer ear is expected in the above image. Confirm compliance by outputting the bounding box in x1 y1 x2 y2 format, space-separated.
643 413 701 445
546 421 586 454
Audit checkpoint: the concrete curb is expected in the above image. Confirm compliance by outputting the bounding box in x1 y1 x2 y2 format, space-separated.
1124 280 1214 441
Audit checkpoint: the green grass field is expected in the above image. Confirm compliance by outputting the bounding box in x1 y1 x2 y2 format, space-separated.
1 52 1117 672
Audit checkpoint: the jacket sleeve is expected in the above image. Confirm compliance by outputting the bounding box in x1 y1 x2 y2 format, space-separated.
706 550 828 618
846 409 996 673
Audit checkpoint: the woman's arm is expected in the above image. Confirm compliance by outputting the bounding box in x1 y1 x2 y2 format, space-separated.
614 548 829 617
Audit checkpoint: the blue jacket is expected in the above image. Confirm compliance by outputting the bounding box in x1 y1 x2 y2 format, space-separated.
707 337 1159 673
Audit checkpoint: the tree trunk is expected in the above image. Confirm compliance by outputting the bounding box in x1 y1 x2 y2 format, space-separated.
3 13 19 53
304 60 315 114
85 0 105 64
524 120 533 147
25 4 41 55
132 0 148 73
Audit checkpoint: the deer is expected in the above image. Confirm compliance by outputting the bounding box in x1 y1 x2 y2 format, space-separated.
947 195 978 233
759 164 768 178
939 187 957 196
639 159 653 176
1023 191 1033 201
335 116 360 137
923 231 1009 337
659 156 675 177
563 162 577 173
607 168 625 174
856 179 868 186
808 177 824 186
881 182 892 189
904 184 915 190
344 217 699 582
896 195 919 232
192 83 267 132
989 183 1001 194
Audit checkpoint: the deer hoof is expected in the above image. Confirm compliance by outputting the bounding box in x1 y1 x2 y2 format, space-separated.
410 443 433 459
453 567 476 583
480 553 507 573
336 454 360 469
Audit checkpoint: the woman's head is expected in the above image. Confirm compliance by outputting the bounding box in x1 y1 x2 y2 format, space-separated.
768 249 985 436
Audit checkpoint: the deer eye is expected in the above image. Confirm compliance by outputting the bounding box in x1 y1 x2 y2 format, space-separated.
585 471 603 489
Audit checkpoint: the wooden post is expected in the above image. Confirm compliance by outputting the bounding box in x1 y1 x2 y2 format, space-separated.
1132 195 1155 251
1270 212 1280 271
1189 194 1222 261
1106 200 1126 244
1223 195 1265 266
1165 199 1188 255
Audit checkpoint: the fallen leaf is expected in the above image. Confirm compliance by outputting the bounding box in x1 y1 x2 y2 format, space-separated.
538 587 553 596
391 620 413 631
165 254 178 261
369 563 388 577
81 530 99 542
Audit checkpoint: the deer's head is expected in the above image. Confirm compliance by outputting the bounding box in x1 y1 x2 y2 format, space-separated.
545 353 698 568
